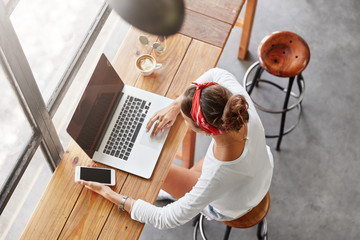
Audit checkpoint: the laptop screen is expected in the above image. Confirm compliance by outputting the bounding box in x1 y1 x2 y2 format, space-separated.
67 54 124 158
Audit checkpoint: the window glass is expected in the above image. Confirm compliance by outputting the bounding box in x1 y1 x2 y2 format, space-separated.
0 148 52 239
0 64 33 186
10 0 104 102
3 0 10 7
3 0 16 14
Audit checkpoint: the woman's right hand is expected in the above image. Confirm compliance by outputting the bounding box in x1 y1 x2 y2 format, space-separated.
77 180 112 198
146 98 182 137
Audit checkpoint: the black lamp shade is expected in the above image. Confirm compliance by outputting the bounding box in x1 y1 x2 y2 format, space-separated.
108 0 185 36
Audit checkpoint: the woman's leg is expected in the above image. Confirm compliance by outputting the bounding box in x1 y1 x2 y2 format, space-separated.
161 158 204 199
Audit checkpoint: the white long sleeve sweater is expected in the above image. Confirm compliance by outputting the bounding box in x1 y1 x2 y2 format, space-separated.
130 68 274 229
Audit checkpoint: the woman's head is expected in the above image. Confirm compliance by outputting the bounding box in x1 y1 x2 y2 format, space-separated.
180 84 249 134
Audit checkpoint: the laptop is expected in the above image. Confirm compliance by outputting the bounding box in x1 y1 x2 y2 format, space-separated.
67 54 173 179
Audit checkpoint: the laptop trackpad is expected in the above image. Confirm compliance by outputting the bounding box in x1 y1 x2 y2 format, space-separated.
140 128 168 148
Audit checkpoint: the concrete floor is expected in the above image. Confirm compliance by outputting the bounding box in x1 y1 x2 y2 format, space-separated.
1 0 360 239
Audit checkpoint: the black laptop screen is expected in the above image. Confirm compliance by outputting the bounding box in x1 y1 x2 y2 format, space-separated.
67 54 124 158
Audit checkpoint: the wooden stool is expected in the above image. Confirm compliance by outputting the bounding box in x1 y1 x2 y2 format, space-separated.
243 31 310 150
193 192 270 240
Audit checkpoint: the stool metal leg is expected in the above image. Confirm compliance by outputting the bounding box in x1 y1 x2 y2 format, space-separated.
199 214 208 240
193 219 199 240
276 76 295 151
193 213 201 226
193 214 208 240
193 214 201 240
248 65 263 95
223 226 232 240
296 73 304 97
257 218 268 240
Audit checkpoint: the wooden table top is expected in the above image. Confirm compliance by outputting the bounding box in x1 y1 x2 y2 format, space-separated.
21 1 245 239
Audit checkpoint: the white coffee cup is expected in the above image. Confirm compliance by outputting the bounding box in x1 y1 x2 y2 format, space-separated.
135 54 162 76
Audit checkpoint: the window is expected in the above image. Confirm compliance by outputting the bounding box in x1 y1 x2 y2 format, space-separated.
0 0 130 236
0 65 33 186
0 148 52 240
10 0 105 102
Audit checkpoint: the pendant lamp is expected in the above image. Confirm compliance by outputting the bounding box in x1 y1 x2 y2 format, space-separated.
108 0 185 36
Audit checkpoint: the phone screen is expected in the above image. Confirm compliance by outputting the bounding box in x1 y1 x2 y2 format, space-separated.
80 167 111 184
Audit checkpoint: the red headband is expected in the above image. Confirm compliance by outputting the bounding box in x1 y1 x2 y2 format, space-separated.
190 82 225 136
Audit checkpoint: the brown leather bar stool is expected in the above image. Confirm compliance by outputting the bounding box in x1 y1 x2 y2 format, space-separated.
193 192 270 240
243 31 310 150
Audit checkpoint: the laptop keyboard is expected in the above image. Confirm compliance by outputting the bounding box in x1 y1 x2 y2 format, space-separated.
103 95 151 160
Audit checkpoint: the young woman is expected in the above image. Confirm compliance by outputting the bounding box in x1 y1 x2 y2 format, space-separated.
78 68 273 229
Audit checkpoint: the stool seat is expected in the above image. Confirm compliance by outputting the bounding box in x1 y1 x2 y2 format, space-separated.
193 192 271 240
222 192 270 229
257 31 310 77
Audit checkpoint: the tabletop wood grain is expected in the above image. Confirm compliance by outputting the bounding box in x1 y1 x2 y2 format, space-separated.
179 9 232 48
184 0 245 25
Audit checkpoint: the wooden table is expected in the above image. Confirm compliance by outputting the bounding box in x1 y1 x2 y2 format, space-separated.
21 1 257 239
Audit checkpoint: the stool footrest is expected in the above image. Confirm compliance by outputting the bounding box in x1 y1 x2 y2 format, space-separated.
265 104 302 138
244 62 305 114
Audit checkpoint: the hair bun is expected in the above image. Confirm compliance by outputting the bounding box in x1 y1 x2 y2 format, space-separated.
221 95 249 131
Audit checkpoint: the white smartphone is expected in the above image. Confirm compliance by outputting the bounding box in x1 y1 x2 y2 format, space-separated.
75 166 116 186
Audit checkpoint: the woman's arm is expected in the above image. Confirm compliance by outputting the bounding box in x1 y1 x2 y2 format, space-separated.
78 170 222 230
130 174 222 229
78 180 135 213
